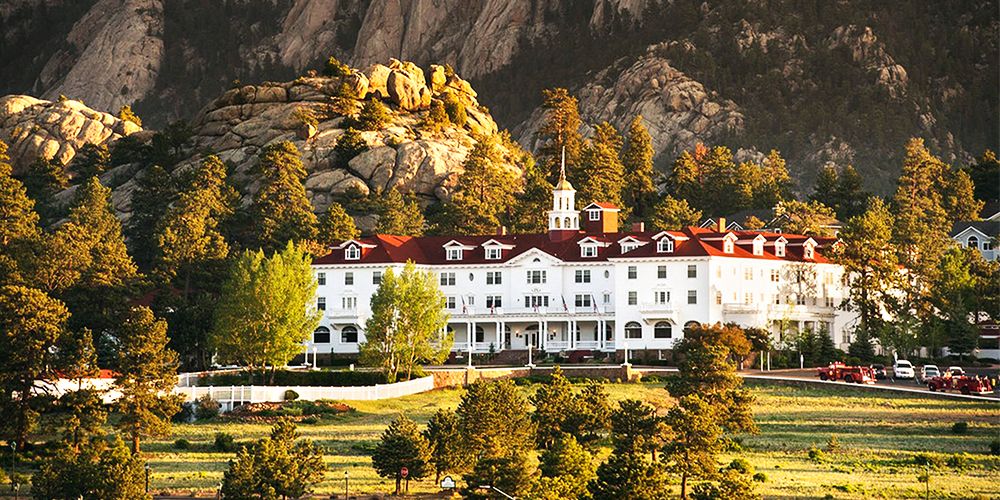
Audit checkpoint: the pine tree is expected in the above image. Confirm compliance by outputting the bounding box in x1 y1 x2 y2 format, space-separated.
444 134 520 235
127 165 174 268
965 150 999 202
650 195 703 231
250 141 318 251
317 201 359 246
577 122 626 214
423 408 466 483
457 379 534 462
538 88 583 183
621 116 657 220
357 98 392 131
756 150 792 208
20 156 68 220
930 247 981 359
834 197 899 335
663 395 723 500
537 435 595 499
424 99 449 131
847 327 876 363
441 92 467 126
834 165 868 219
374 188 425 236
942 167 983 223
113 305 181 454
334 127 368 167
372 414 432 495
61 176 137 287
0 285 69 450
810 165 839 209
773 199 838 237
531 366 578 449
71 143 111 179
508 158 551 234
118 105 142 127
610 399 663 460
0 141 42 285
32 435 147 499
589 448 669 500
222 419 326 498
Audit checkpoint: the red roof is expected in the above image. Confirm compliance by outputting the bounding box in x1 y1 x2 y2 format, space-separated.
313 227 836 266
586 202 620 210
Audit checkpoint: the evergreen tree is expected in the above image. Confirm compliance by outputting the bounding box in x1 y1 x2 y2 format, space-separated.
691 468 760 500
508 157 551 234
942 167 983 223
834 197 899 335
127 165 174 268
334 127 369 167
756 150 792 208
424 99 449 131
444 134 520 235
537 88 583 183
577 121 626 214
773 199 838 237
211 243 321 381
374 188 425 236
372 414 432 495
810 165 839 208
572 382 612 444
663 395 723 500
250 141 318 251
610 399 663 460
316 201 359 247
441 92 467 126
0 285 69 450
536 435 595 500
929 247 981 359
669 144 792 215
0 141 42 285
20 156 68 220
464 450 537 499
32 435 148 499
834 165 868 219
650 195 703 231
621 116 657 220
359 262 451 382
71 143 111 180
117 105 142 127
965 150 999 202
423 408 466 483
221 419 326 498
113 305 181 454
457 380 534 464
847 327 876 363
589 449 669 500
531 365 578 448
357 98 392 131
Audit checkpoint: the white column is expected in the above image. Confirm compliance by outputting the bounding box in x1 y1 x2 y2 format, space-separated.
541 320 548 351
467 321 473 367
569 320 576 349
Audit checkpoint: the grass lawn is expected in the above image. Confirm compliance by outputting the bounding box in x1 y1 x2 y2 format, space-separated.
146 381 999 499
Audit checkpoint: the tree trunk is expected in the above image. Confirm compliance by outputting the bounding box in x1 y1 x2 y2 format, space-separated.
132 433 141 455
680 472 687 500
395 476 401 495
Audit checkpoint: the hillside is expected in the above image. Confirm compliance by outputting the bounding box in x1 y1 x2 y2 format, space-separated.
0 0 997 192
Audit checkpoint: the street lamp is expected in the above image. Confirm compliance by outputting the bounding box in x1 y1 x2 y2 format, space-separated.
9 441 15 493
344 470 350 499
477 485 515 500
145 464 151 493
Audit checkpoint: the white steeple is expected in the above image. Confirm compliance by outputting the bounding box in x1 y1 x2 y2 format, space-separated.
548 147 579 233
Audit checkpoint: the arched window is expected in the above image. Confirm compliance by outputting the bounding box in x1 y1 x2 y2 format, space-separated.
654 322 672 339
683 321 700 335
313 326 331 343
625 321 642 339
341 325 358 343
475 325 485 343
564 216 571 227
555 218 561 229
657 238 674 252
968 236 980 249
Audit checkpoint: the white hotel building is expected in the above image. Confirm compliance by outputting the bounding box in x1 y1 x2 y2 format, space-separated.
310 170 858 358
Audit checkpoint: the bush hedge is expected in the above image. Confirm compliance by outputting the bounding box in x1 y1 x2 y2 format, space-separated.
194 369 387 387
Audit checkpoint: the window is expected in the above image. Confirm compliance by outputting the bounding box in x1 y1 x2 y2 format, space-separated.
485 247 502 260
744 292 753 305
968 236 980 249
744 268 753 280
654 322 672 339
575 269 591 283
621 243 639 253
715 291 722 305
372 271 382 285
687 290 697 304
654 290 670 304
657 238 674 253
313 326 330 343
804 245 815 259
589 210 600 221
984 239 993 251
345 272 354 285
342 296 357 309
628 291 637 305
445 296 457 309
723 240 734 253
475 326 485 343
469 273 475 282
657 265 667 279
466 295 475 306
345 245 360 260
341 326 358 343
628 266 637 279
486 295 502 308
625 322 642 339
775 243 786 257
796 294 806 305
317 272 326 285
440 272 456 286
527 295 549 308
603 292 611 304
770 269 780 282
774 295 782 305
825 296 835 307
527 270 546 284
486 271 502 285
753 240 763 256
687 265 697 278
317 297 326 311
446 247 462 261
575 294 592 308
581 245 597 258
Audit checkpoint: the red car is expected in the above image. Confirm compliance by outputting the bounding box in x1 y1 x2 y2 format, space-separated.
927 375 994 395
817 362 876 384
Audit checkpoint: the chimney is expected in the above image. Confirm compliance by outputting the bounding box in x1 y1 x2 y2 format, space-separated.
717 217 727 232
631 222 645 232
496 225 508 236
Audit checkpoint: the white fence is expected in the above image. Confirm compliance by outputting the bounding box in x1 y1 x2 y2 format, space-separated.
174 375 436 410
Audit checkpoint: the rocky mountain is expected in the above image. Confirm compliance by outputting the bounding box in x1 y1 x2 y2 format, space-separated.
1 0 997 193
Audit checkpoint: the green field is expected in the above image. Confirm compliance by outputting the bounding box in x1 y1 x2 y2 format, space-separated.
146 382 999 499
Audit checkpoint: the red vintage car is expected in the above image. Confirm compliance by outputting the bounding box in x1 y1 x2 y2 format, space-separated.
926 375 994 395
817 362 876 384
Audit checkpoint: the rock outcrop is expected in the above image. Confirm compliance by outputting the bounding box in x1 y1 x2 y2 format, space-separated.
828 25 908 98
0 95 142 172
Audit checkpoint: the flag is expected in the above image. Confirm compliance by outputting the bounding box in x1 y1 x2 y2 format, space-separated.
591 294 599 313
562 296 569 312
461 295 467 314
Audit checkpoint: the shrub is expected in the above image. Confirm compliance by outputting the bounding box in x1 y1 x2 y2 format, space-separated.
423 99 449 131
324 56 350 77
827 434 841 452
215 432 237 452
945 453 970 469
951 421 968 434
292 107 318 128
441 93 466 126
356 99 391 131
334 127 369 168
807 447 825 463
173 402 196 423
195 395 221 420
301 416 319 424
173 438 190 450
752 472 768 483
284 389 300 401
727 458 754 475
914 453 943 467
990 438 1000 456
118 105 142 127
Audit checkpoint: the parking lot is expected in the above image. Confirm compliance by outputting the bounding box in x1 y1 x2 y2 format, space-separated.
744 366 1000 400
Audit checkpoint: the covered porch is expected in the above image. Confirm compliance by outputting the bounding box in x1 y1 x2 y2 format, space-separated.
445 316 617 354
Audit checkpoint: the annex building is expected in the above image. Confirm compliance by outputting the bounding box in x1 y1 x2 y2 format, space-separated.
310 166 859 358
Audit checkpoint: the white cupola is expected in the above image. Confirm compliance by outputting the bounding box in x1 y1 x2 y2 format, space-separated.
548 147 579 237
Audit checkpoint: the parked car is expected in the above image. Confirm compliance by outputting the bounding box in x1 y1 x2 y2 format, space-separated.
893 360 915 379
947 366 966 376
918 365 940 382
927 375 994 395
817 362 877 384
870 364 888 380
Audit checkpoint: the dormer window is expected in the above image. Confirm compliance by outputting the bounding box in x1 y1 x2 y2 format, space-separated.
724 241 734 253
775 242 786 257
588 210 600 221
752 235 765 256
581 245 598 258
804 246 814 259
621 243 639 253
657 238 674 253
446 248 463 261
485 247 501 260
345 245 360 260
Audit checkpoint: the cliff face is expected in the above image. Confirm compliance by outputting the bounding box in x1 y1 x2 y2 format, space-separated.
1 0 997 192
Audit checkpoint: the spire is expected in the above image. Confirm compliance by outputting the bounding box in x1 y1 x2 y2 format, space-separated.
555 146 574 191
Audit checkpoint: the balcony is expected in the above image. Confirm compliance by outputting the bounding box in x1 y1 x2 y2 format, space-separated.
447 306 613 318
327 308 359 319
722 303 762 314
639 302 674 316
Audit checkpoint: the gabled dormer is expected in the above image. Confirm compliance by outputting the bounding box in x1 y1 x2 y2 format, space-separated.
722 232 738 254
443 240 475 261
773 236 788 257
617 236 646 254
338 239 376 260
652 231 689 253
577 236 608 258
481 239 515 260
752 234 766 256
581 202 620 234
802 238 817 260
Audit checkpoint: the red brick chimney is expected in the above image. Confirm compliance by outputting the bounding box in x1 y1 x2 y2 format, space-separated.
631 222 645 232
717 217 727 232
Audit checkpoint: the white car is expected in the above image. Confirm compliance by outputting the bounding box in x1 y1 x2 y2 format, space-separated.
919 365 940 382
947 366 965 376
893 360 915 379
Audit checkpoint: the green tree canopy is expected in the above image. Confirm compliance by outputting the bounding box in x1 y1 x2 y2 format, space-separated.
316 201 359 247
222 419 326 499
357 98 392 131
71 143 111 180
374 188 425 236
334 127 368 167
423 408 466 483
536 434 595 500
622 116 657 220
372 414 432 495
589 447 669 500
250 141 318 251
32 435 148 499
576 121 626 215
668 144 791 215
663 395 724 500
457 379 534 464
0 141 42 285
834 197 900 335
360 262 451 382
538 88 583 183
650 195 703 231
442 134 521 235
772 199 839 237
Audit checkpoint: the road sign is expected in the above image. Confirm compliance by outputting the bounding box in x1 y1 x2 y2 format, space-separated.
401 467 409 478
441 476 456 489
